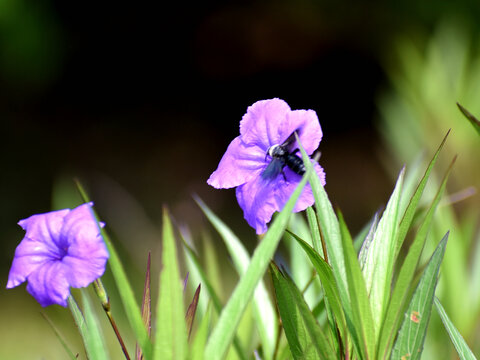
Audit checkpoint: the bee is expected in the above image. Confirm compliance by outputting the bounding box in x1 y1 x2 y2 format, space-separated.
261 131 306 180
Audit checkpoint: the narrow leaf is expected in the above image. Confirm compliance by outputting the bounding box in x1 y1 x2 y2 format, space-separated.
190 304 213 360
75 180 152 358
186 284 202 340
41 312 78 360
395 130 450 258
390 232 449 360
362 167 404 335
204 162 311 360
338 210 376 360
378 156 454 359
270 262 336 360
153 208 188 360
195 196 277 360
182 239 248 360
457 102 480 136
136 252 152 360
81 290 110 360
434 297 478 360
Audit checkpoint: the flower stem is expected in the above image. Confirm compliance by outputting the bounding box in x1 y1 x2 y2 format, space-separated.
93 279 131 360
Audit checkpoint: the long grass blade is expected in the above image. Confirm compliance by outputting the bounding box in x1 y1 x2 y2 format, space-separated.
81 290 110 360
41 312 78 360
136 252 152 360
204 162 311 360
75 180 152 358
377 156 454 359
153 208 188 360
434 297 478 360
390 232 449 360
195 197 277 360
270 262 336 360
457 102 480 136
338 210 376 360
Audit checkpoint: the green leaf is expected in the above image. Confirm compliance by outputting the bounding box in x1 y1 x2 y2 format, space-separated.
390 232 449 360
270 262 336 360
190 304 213 360
41 312 78 360
136 252 152 360
204 161 311 360
362 167 404 336
195 196 277 360
81 290 110 360
287 231 344 337
75 180 152 359
434 297 478 360
68 295 107 360
153 208 188 360
306 206 322 254
457 102 480 136
182 238 248 360
378 156 454 359
395 130 450 259
338 211 376 360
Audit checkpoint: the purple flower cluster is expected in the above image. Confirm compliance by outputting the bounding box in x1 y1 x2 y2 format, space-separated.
208 98 325 234
7 203 109 307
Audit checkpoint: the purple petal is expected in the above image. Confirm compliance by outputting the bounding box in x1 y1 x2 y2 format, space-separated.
25 260 70 307
18 209 70 250
289 109 323 155
276 162 326 213
208 136 266 189
6 236 61 288
239 98 293 148
236 176 278 234
61 203 109 287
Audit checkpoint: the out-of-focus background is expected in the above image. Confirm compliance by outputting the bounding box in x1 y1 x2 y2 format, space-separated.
1 1 479 358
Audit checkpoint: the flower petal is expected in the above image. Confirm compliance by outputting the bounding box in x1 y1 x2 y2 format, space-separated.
207 136 266 189
289 109 323 155
25 260 70 307
275 162 326 213
17 209 70 251
60 203 109 287
236 176 278 234
6 236 59 288
239 98 293 148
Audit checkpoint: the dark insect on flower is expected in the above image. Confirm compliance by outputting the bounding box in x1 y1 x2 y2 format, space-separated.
262 131 305 181
207 98 325 234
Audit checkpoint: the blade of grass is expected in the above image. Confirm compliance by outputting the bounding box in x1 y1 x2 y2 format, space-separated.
390 232 449 360
194 196 277 360
286 231 344 340
153 208 188 360
306 206 322 254
41 312 78 360
81 290 110 360
186 284 202 340
190 304 213 360
395 130 450 258
377 156 454 359
204 162 311 360
338 210 376 360
136 252 152 360
434 297 478 360
182 238 248 360
75 180 152 358
270 262 336 360
361 167 404 336
457 102 480 136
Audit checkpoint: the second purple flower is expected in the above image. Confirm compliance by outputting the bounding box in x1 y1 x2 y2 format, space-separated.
208 98 326 234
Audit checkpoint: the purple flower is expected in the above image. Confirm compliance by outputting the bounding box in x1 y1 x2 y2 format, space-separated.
6 203 109 307
207 98 326 234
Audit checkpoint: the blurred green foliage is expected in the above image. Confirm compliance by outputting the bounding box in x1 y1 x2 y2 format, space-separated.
378 18 480 358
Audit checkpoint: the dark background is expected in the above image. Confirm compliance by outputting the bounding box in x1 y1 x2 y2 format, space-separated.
1 0 479 264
